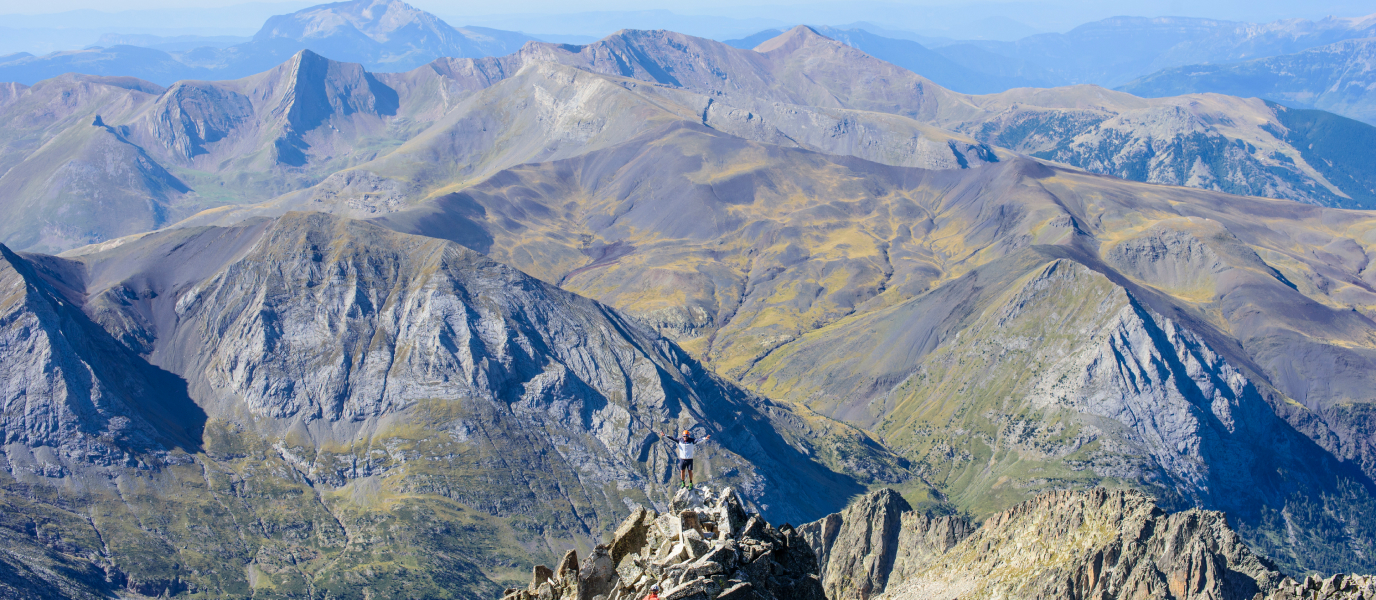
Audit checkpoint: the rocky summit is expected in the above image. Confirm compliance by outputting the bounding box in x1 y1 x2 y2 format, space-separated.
503 486 824 600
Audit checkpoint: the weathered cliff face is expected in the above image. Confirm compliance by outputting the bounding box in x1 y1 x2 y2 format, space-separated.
955 101 1349 206
504 486 825 600
881 488 1283 600
803 488 1371 600
799 488 974 600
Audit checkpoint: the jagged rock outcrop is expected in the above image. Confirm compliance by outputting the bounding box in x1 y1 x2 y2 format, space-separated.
800 489 910 600
800 489 972 600
503 486 825 600
803 488 1376 600
1268 573 1376 600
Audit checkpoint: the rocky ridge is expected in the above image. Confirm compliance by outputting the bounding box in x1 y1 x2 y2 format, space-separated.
806 488 1376 600
483 25 1376 209
503 486 824 600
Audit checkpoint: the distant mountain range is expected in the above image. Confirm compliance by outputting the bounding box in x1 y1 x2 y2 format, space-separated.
723 13 1376 125
0 0 534 85
945 13 1376 88
5 23 1376 256
1122 37 1376 125
731 12 1376 92
7 2 1376 127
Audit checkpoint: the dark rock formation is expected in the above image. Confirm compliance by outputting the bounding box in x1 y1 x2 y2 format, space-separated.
503 486 825 600
799 488 910 600
800 489 971 600
1268 573 1376 600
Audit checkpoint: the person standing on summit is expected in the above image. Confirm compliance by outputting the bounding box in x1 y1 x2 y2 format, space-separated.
659 428 710 489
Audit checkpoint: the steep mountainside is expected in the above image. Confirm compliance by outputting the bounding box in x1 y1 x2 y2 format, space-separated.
197 59 998 226
0 75 187 252
0 47 519 253
0 211 895 597
731 167 1376 573
1121 38 1376 126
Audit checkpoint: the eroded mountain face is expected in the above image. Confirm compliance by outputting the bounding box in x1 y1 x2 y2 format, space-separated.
803 488 1376 600
0 212 901 597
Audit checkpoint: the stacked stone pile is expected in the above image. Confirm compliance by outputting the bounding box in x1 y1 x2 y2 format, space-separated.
502 487 826 600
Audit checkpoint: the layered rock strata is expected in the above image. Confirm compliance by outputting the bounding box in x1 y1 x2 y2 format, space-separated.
503 486 825 600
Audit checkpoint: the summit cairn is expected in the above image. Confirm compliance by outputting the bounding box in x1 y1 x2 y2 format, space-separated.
502 486 825 600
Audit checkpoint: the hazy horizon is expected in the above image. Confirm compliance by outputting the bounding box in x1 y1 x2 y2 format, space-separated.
1 0 1373 55
1 0 1372 27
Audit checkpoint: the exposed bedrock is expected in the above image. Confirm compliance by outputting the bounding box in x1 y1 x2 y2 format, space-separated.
805 488 1376 600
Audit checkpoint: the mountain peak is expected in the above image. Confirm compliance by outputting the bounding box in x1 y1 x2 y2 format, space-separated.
753 24 829 53
255 0 451 44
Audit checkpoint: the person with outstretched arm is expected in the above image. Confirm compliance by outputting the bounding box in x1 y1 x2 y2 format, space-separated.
659 428 710 489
